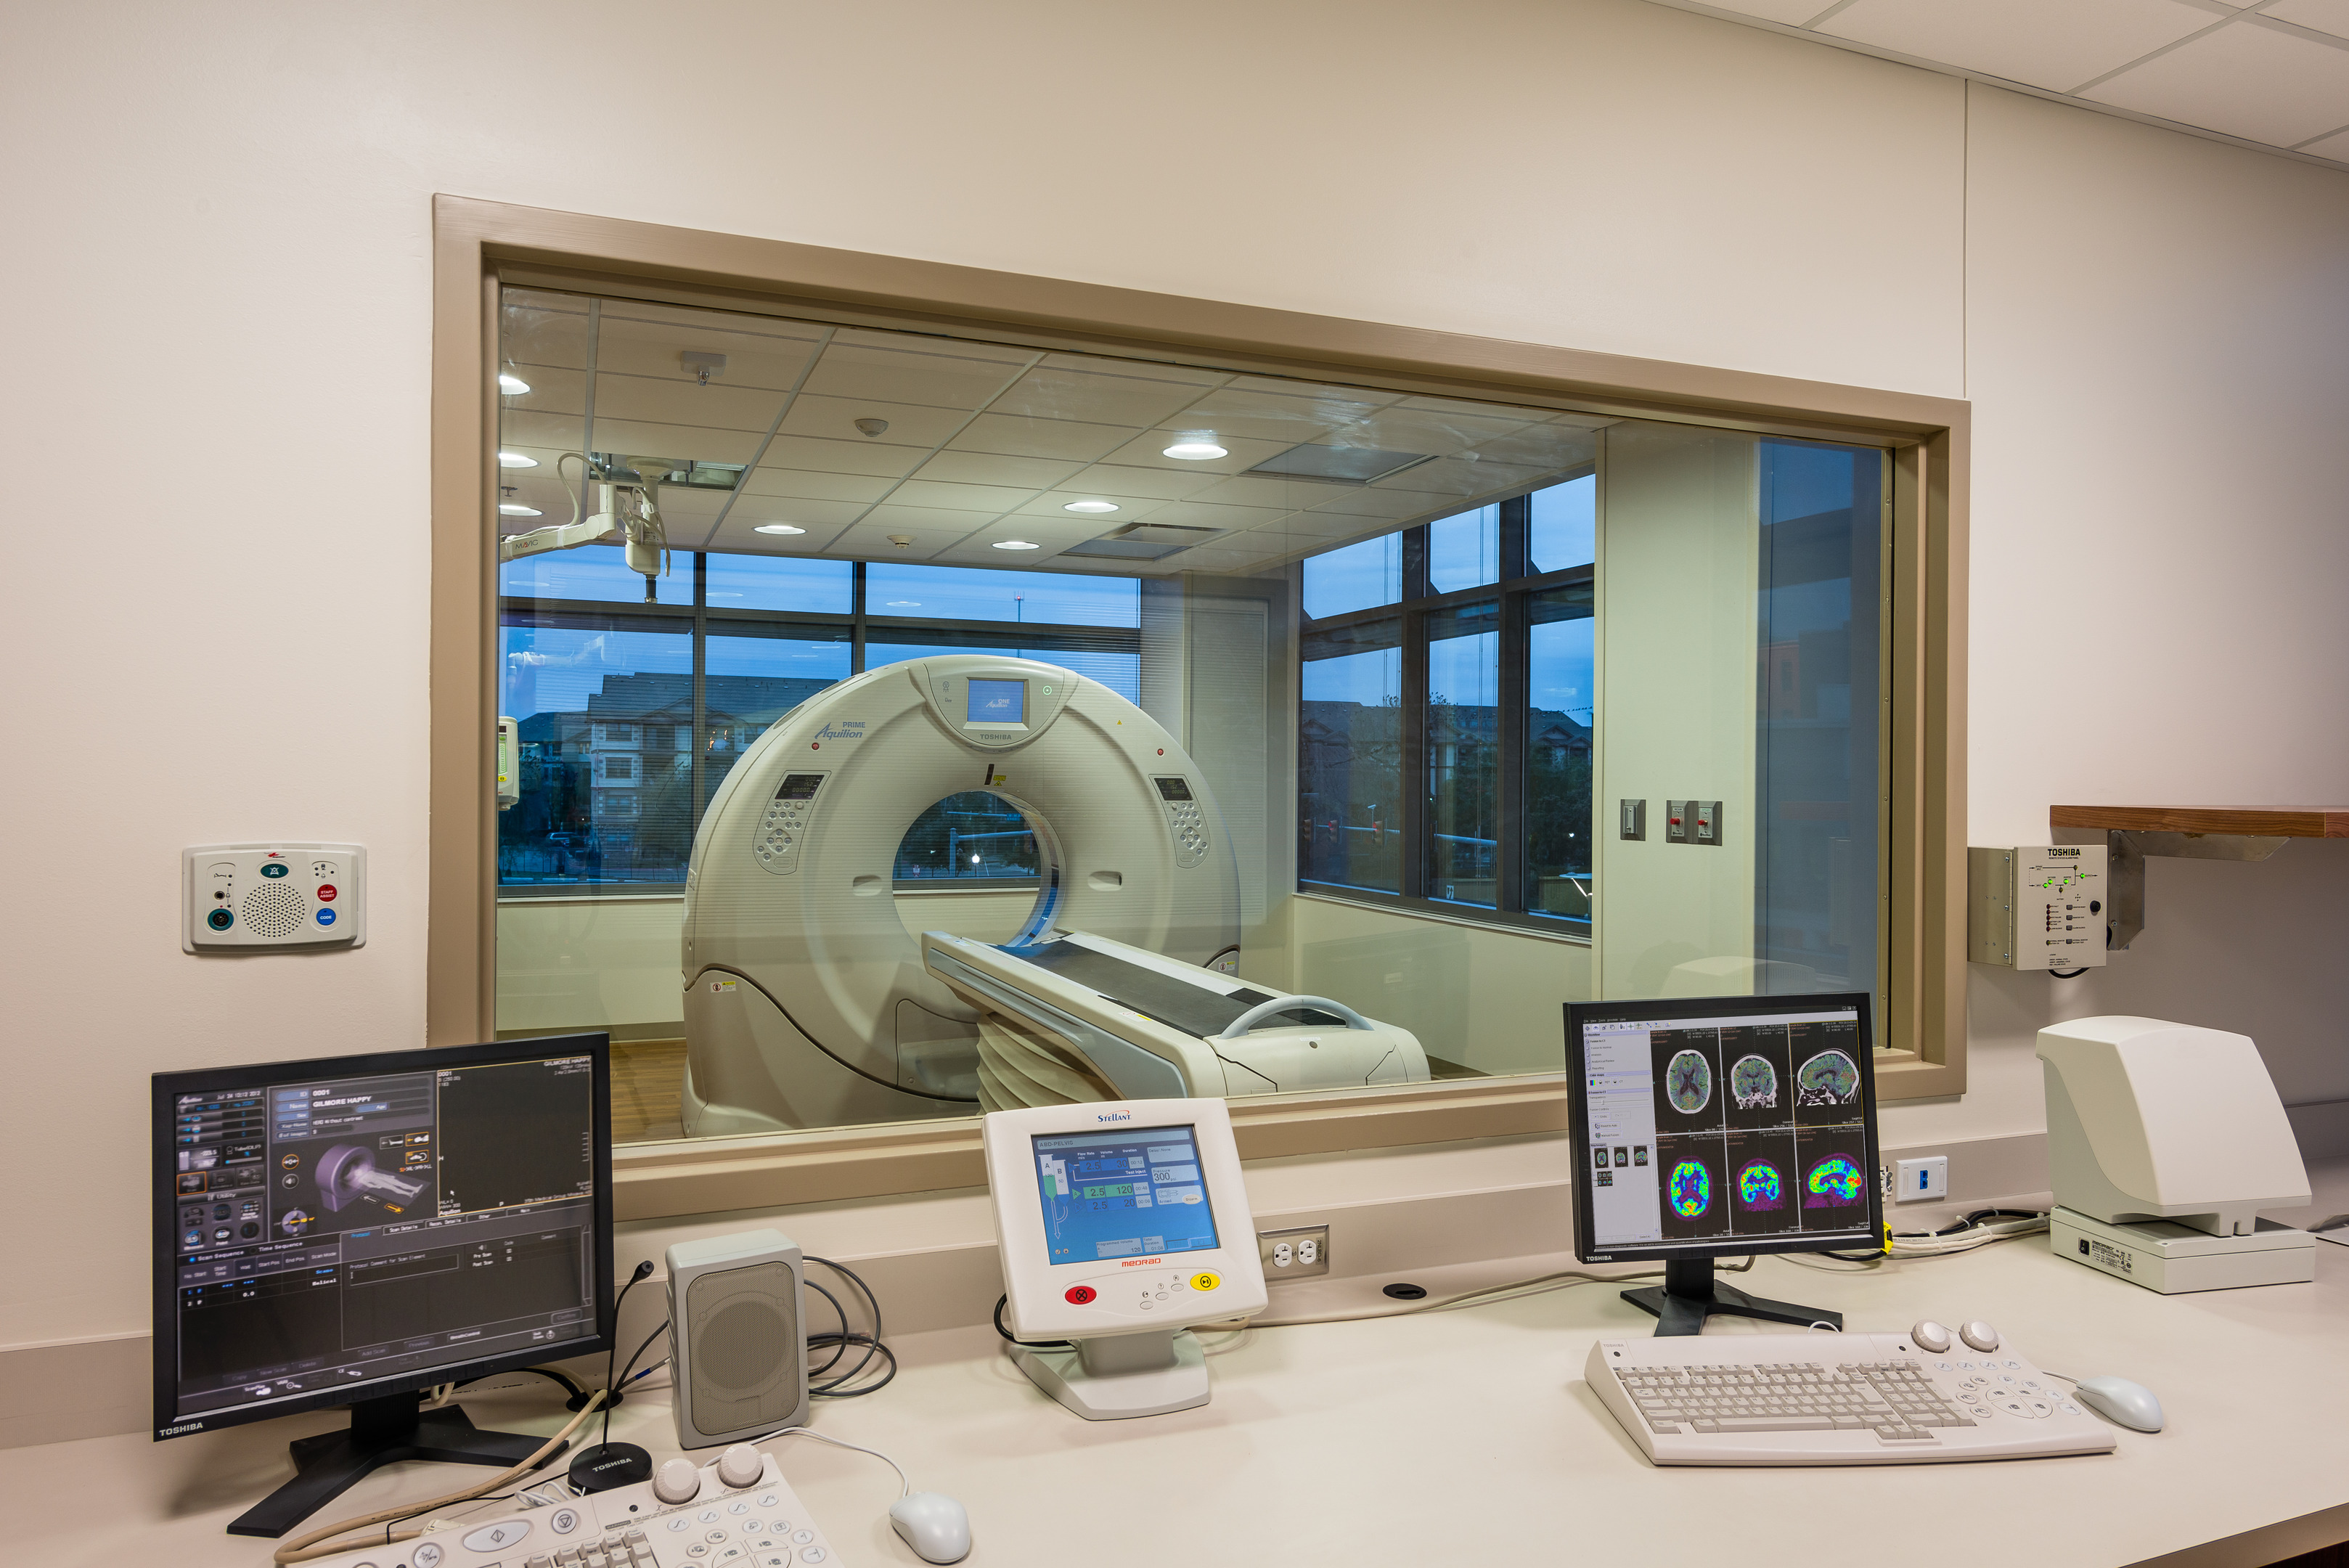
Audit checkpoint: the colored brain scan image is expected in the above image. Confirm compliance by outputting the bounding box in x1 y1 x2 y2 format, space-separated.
1797 1050 1860 1106
1805 1153 1866 1207
1669 1161 1712 1218
1731 1054 1778 1111
1737 1161 1784 1209
1666 1050 1712 1114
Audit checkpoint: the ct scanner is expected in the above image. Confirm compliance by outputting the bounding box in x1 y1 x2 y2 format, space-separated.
680 654 1426 1134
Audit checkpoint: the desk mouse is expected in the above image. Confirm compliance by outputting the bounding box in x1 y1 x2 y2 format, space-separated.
2074 1375 2165 1433
888 1491 972 1564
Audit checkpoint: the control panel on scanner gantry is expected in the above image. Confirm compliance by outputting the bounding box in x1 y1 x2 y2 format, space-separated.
299 1446 843 1568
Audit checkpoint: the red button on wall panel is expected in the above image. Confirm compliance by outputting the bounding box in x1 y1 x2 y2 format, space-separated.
316 884 338 902
1064 1286 1097 1305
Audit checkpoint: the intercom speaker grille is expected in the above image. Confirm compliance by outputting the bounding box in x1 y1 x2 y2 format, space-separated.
685 1262 798 1432
240 883 306 938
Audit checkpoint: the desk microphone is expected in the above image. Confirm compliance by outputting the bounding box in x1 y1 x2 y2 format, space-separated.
571 1259 658 1494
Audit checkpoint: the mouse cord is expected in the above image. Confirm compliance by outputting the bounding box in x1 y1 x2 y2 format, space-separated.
751 1424 911 1499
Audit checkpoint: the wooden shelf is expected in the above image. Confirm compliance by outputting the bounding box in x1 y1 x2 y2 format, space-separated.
2050 805 2349 839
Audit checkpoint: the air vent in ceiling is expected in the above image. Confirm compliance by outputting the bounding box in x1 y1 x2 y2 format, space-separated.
1061 523 1222 562
1246 444 1434 486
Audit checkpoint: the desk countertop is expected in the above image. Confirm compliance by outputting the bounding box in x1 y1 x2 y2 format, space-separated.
7 1220 2346 1568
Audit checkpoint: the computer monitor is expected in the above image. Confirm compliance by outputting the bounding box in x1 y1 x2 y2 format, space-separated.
152 1034 614 1537
1564 994 1882 1336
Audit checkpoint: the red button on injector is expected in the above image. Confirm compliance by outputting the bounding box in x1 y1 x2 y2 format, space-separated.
1064 1286 1097 1305
316 884 338 902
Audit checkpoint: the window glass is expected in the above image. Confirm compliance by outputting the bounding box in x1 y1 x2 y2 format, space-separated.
1301 533 1402 620
1526 584 1594 921
1529 473 1596 574
1299 620 1402 892
700 632 852 804
498 621 695 886
1427 505 1500 595
865 642 1140 705
865 564 1138 627
706 553 854 615
1424 601 1500 907
500 544 693 607
894 792 1040 883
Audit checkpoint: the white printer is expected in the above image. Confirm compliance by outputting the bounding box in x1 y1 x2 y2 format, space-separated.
2038 1016 2316 1293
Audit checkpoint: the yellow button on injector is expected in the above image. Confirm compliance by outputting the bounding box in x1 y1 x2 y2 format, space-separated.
1191 1271 1220 1291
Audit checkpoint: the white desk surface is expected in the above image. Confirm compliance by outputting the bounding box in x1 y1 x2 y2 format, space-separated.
8 1221 2347 1568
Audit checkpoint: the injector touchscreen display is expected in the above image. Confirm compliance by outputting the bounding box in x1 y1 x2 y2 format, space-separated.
1031 1124 1218 1264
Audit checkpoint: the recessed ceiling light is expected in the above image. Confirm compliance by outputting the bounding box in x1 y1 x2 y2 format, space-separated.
1063 499 1119 514
498 374 531 396
498 451 536 468
499 503 542 517
1162 440 1227 460
993 539 1042 550
753 523 806 535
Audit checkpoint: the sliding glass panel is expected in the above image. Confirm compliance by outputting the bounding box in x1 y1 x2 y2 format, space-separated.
1754 439 1882 997
1525 584 1595 921
1425 600 1500 907
1528 473 1596 574
1427 504 1500 594
1301 533 1402 619
1299 618 1402 892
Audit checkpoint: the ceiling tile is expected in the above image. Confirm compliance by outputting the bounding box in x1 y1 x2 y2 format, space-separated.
950 412 1133 462
1010 489 1172 522
1259 510 1402 541
1135 500 1294 531
1178 475 1338 509
777 393 970 449
722 497 870 530
591 373 788 436
2269 0 2349 41
2083 20 2349 145
804 340 1034 409
497 368 587 420
910 451 1084 490
825 524 962 560
576 417 764 466
498 410 586 452
1464 425 1601 470
859 503 1000 533
1092 430 1299 471
754 433 928 480
738 468 894 505
1221 375 1404 409
989 364 1220 428
1821 0 2215 94
698 518 854 556
592 309 824 391
1339 407 1540 455
1374 456 1549 498
500 298 593 371
1310 487 1452 522
1050 464 1224 502
1160 546 1281 576
887 478 1030 515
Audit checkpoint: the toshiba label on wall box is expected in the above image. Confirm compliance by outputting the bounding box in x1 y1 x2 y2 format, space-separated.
1967 844 2107 970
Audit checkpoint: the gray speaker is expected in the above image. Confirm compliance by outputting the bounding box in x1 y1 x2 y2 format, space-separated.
666 1228 809 1449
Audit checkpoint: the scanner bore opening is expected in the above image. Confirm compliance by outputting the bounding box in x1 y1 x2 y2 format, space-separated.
894 790 1056 945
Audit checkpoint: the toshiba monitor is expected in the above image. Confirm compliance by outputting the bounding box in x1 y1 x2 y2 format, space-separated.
1565 994 1882 1335
152 1034 613 1536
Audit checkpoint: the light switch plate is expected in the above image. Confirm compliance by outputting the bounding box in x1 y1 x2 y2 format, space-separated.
184 844 367 952
1619 799 1646 840
1693 801 1723 847
1664 800 1691 844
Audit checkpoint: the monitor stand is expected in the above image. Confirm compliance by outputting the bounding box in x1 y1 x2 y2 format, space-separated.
1011 1328 1210 1421
1622 1258 1843 1337
226 1394 563 1538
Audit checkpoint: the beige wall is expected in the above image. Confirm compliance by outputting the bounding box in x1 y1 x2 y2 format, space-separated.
4 0 2344 1354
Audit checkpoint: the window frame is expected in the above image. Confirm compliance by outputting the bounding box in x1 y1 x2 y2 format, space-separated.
1297 488 1599 936
432 196 1967 1219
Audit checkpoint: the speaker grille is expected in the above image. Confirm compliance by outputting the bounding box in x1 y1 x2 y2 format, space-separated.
240 883 307 938
685 1261 798 1436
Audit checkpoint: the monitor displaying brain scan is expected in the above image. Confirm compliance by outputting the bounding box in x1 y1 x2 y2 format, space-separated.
1568 996 1878 1258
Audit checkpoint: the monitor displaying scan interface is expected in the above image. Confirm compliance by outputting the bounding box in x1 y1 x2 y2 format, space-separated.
1031 1124 1220 1263
156 1043 609 1431
1567 995 1879 1260
967 679 1025 724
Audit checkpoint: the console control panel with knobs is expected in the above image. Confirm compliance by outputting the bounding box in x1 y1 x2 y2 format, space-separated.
298 1446 846 1568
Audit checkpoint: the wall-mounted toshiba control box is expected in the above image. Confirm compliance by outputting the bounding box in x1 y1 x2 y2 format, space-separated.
1967 844 2105 970
184 844 367 952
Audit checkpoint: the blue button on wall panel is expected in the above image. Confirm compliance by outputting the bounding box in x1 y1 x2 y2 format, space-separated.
316 908 336 926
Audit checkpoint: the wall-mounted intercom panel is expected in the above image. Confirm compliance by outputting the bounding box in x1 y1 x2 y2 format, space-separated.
184 844 367 952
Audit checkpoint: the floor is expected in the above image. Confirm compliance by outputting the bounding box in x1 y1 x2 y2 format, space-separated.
612 1037 686 1143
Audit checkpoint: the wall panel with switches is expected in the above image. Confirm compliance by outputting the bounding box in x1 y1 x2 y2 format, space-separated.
1967 844 2105 970
184 844 367 952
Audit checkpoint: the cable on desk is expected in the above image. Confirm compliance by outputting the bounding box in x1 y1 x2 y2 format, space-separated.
1804 1210 2048 1267
993 1293 1074 1349
803 1254 897 1397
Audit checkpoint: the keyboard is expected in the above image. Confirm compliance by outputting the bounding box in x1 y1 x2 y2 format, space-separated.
298 1447 846 1568
1587 1331 2117 1465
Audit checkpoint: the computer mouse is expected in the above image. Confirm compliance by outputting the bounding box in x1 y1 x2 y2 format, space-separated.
2074 1375 2165 1433
888 1491 972 1564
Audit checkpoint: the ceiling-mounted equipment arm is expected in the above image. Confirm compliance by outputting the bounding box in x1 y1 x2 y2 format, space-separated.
495 452 672 602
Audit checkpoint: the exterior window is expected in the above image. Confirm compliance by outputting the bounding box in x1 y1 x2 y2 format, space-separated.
1299 618 1402 892
1424 600 1499 907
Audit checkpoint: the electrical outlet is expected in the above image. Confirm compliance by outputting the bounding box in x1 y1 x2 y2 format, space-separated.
1895 1155 1949 1204
1259 1224 1330 1281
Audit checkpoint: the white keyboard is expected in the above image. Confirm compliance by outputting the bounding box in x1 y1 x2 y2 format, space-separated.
1588 1331 2117 1466
299 1450 843 1568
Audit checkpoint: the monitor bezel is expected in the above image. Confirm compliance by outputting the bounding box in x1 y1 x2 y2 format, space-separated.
1563 993 1882 1266
150 1032 616 1442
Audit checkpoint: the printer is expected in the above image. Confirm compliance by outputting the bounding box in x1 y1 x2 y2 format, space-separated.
2038 1016 2315 1293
